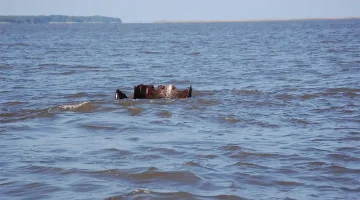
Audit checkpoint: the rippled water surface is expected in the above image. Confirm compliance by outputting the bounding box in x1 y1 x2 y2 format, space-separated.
1 20 360 199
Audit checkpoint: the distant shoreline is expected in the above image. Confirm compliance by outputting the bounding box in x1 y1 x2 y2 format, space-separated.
0 15 122 24
151 17 360 24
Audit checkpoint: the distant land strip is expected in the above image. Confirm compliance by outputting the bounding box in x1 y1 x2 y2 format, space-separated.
0 15 122 24
152 17 360 24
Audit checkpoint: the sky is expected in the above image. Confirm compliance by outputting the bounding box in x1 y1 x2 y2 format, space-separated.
0 0 359 23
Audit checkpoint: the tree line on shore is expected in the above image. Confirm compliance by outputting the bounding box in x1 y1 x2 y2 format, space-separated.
0 15 122 24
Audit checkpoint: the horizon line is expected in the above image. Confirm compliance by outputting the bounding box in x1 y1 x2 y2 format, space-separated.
124 16 360 24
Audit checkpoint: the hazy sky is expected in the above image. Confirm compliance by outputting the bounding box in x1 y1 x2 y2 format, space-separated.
0 0 359 22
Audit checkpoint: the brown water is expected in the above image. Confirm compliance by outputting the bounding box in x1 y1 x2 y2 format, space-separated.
1 20 360 199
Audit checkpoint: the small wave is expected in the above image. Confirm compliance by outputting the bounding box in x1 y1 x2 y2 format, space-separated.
58 70 77 75
131 169 202 184
164 80 192 85
308 161 326 166
127 107 143 116
0 108 55 123
340 187 360 192
318 87 360 97
2 181 61 197
300 93 319 100
232 89 262 96
150 65 165 68
110 53 122 57
106 189 244 200
149 99 175 105
72 65 100 69
336 147 358 151
24 56 42 60
220 144 242 151
275 93 295 100
230 151 281 159
7 43 30 47
65 92 87 98
144 147 182 156
189 52 200 56
87 168 201 185
140 50 162 54
328 153 360 162
183 161 201 167
58 102 98 113
133 154 163 160
81 124 117 131
233 162 267 169
0 65 12 70
119 100 141 107
4 101 27 106
197 98 220 106
103 148 134 156
127 137 140 142
274 180 300 186
202 154 218 159
157 110 172 118
348 131 360 135
325 165 360 174
38 63 69 67
290 118 318 125
222 116 241 123
22 165 65 175
44 50 57 54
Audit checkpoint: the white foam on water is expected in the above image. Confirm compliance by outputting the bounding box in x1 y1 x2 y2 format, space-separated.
60 102 89 110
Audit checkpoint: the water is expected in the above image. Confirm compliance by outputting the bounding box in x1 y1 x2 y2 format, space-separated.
1 19 360 199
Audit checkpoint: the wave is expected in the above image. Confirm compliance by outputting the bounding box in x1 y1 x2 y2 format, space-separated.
197 98 221 106
0 108 55 123
300 93 319 99
77 167 203 186
0 101 98 123
220 144 242 151
101 148 134 156
65 92 87 98
318 87 360 97
290 118 319 125
110 53 123 57
274 180 300 186
57 102 98 112
232 87 360 102
81 124 117 131
106 189 244 200
275 93 295 100
229 151 282 159
222 116 241 123
57 70 77 75
157 110 172 118
220 116 279 128
24 56 42 60
232 162 269 170
325 165 360 174
140 50 162 54
119 100 141 107
7 43 30 47
127 107 143 116
328 153 360 162
131 170 201 184
38 63 68 67
71 65 100 69
4 101 27 106
232 89 263 96
0 65 12 70
188 52 200 56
